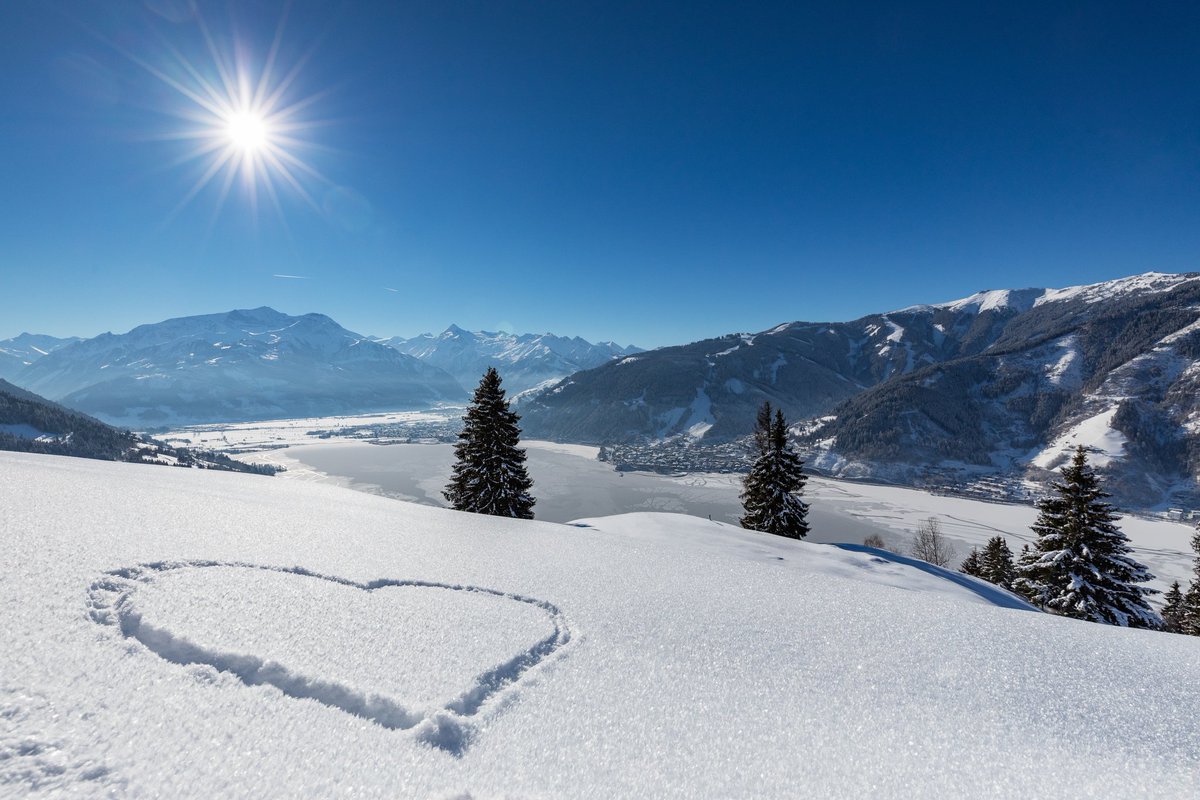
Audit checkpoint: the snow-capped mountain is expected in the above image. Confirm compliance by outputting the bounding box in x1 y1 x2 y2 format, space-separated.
522 272 1200 508
806 272 1200 507
0 333 81 382
378 325 641 394
520 279 1043 442
13 307 466 427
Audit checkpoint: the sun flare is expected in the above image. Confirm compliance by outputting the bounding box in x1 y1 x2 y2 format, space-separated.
119 6 329 223
224 111 271 152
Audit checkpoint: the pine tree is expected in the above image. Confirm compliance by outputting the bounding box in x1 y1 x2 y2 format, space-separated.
960 548 984 578
740 403 809 538
979 535 1017 590
1013 447 1159 628
443 367 535 519
1182 525 1200 636
1013 544 1042 605
1161 582 1186 634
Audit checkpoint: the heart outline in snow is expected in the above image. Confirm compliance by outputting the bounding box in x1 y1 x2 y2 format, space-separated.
87 561 572 756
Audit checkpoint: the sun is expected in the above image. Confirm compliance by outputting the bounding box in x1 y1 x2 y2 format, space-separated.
113 5 330 223
224 110 271 152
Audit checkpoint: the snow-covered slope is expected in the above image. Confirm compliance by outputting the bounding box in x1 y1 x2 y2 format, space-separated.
4 451 1198 797
12 308 466 427
379 325 641 394
0 333 81 382
807 272 1200 508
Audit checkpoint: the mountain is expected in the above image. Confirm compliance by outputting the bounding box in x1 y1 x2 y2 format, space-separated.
520 282 1041 443
0 378 273 473
804 272 1200 507
0 333 82 381
12 307 466 427
522 271 1200 508
378 325 641 394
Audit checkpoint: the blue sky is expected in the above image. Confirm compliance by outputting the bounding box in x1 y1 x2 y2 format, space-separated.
1 1 1198 348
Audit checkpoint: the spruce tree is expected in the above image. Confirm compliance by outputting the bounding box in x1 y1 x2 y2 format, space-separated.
1013 544 1042 605
959 548 984 578
979 535 1017 590
444 367 535 519
740 403 809 538
1182 526 1200 636
1161 582 1186 634
1013 447 1159 628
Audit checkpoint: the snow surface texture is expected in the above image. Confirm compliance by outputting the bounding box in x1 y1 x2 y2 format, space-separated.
3 452 1200 798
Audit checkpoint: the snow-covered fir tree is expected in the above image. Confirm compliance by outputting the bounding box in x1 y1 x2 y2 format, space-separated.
1183 525 1200 636
961 537 1016 589
1012 447 1159 628
1161 582 1186 634
960 548 984 577
444 367 535 519
979 535 1016 590
740 402 809 538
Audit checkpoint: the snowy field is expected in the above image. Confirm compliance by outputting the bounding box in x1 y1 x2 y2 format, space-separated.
230 433 1199 596
3 451 1200 798
160 409 460 451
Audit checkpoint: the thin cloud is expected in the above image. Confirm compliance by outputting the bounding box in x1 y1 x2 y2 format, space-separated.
384 287 400 292
273 274 310 280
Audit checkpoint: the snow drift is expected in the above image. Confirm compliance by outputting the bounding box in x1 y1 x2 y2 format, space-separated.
2 452 1198 798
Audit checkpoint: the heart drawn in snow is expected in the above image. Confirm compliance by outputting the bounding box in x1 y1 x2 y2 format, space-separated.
87 561 571 755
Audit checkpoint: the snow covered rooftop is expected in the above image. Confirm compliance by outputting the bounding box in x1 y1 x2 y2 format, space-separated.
3 452 1199 797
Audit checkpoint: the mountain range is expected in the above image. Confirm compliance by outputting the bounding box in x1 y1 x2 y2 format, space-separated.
11 308 465 427
0 333 81 382
521 272 1200 508
377 326 641 395
6 272 1200 508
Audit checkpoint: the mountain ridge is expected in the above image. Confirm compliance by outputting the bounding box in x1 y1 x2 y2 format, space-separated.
11 307 466 427
378 326 641 394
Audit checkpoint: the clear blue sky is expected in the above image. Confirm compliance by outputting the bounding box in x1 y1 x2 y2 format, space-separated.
2 1 1198 348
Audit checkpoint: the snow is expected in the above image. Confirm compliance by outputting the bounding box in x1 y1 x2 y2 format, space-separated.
946 289 1023 313
893 273 1198 318
681 387 714 439
768 353 787 383
1035 272 1197 307
1032 407 1128 470
1044 334 1083 388
883 317 905 343
668 469 1199 596
4 451 1200 797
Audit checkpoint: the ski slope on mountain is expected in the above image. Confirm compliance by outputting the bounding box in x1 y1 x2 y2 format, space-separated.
3 452 1199 798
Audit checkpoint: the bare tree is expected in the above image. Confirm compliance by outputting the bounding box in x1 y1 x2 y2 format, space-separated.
909 517 954 567
863 533 885 549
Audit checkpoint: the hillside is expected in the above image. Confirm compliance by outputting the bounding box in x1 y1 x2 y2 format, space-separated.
804 273 1200 507
3 451 1198 797
522 272 1200 508
11 308 466 427
379 325 641 395
0 378 275 475
520 280 1054 443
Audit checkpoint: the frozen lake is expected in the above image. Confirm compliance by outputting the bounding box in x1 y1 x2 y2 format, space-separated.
281 440 899 547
